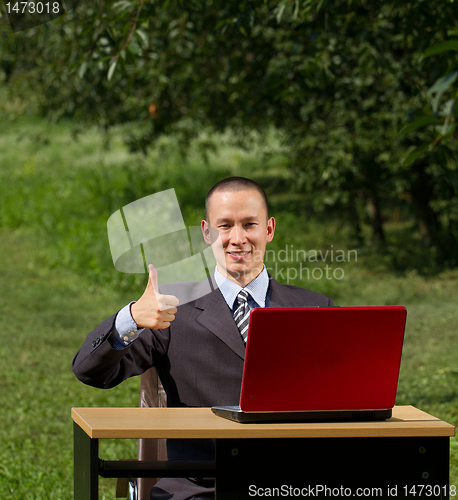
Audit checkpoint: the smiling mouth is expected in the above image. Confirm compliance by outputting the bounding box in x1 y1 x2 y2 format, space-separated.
227 251 251 260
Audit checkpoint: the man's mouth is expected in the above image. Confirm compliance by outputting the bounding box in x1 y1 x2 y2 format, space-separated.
227 250 251 260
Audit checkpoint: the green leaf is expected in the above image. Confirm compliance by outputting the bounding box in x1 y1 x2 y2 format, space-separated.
276 2 287 23
135 29 148 48
439 146 458 193
398 115 437 136
112 1 132 14
427 71 458 114
439 143 458 168
127 39 142 55
424 40 458 58
107 58 118 81
402 143 431 166
214 18 231 31
441 98 456 118
67 52 87 74
440 121 456 137
293 0 299 19
78 61 88 79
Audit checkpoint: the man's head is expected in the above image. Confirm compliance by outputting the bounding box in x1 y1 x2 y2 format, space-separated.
201 177 275 287
205 177 270 223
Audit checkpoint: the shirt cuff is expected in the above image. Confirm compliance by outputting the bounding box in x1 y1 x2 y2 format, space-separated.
110 302 144 350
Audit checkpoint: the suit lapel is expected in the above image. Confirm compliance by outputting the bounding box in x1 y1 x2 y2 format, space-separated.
268 276 302 308
193 275 298 360
195 288 246 360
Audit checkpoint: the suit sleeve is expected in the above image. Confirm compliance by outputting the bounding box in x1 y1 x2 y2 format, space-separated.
71 312 168 389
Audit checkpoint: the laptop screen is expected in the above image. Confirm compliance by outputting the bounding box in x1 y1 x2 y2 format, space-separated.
240 306 407 412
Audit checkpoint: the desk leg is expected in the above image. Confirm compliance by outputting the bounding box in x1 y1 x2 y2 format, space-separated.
74 422 99 500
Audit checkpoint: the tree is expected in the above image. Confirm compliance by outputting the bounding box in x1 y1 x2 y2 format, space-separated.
397 39 458 264
1 0 458 267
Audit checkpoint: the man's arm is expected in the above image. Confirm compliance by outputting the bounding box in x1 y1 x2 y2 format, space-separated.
71 264 179 389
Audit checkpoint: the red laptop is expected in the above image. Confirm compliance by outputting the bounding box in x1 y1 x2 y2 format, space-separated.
212 306 407 423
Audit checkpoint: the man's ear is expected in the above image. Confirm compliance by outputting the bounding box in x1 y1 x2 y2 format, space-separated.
201 220 212 245
266 217 276 243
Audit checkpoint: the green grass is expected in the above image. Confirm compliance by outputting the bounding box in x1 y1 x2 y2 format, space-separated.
0 230 140 499
0 112 456 497
0 230 456 499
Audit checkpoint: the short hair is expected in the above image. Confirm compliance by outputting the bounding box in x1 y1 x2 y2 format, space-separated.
205 177 269 222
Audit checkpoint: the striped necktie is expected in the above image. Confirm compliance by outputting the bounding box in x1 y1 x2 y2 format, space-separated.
234 289 250 343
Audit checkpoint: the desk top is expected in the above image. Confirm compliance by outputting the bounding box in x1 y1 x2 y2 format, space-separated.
72 406 455 440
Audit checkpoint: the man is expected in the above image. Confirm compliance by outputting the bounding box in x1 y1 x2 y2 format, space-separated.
72 177 333 499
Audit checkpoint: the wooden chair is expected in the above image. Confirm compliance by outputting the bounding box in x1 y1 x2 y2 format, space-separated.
116 367 167 500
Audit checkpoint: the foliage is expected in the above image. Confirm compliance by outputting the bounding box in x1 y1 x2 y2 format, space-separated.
280 2 458 267
400 40 458 162
1 0 458 266
0 112 450 288
399 39 458 192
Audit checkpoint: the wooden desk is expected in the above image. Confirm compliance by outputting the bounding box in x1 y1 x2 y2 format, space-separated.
72 406 455 499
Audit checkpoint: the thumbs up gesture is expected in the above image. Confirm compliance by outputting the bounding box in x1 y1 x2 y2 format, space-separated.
130 264 179 329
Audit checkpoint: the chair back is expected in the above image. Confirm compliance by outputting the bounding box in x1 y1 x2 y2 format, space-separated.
137 367 167 500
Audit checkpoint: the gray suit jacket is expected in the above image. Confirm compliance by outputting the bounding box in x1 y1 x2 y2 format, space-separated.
72 275 333 499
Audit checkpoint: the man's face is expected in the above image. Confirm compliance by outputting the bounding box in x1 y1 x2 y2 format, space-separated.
201 189 275 287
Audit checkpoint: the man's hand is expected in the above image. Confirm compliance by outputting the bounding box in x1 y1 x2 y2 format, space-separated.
130 264 179 329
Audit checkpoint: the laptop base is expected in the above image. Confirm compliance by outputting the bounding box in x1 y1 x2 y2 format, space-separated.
211 406 392 423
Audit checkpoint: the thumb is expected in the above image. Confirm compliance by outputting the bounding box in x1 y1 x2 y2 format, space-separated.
148 264 159 293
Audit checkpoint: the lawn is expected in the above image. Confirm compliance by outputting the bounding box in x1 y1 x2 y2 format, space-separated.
0 114 456 498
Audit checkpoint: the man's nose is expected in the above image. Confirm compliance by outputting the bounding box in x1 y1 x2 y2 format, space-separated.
230 225 245 245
